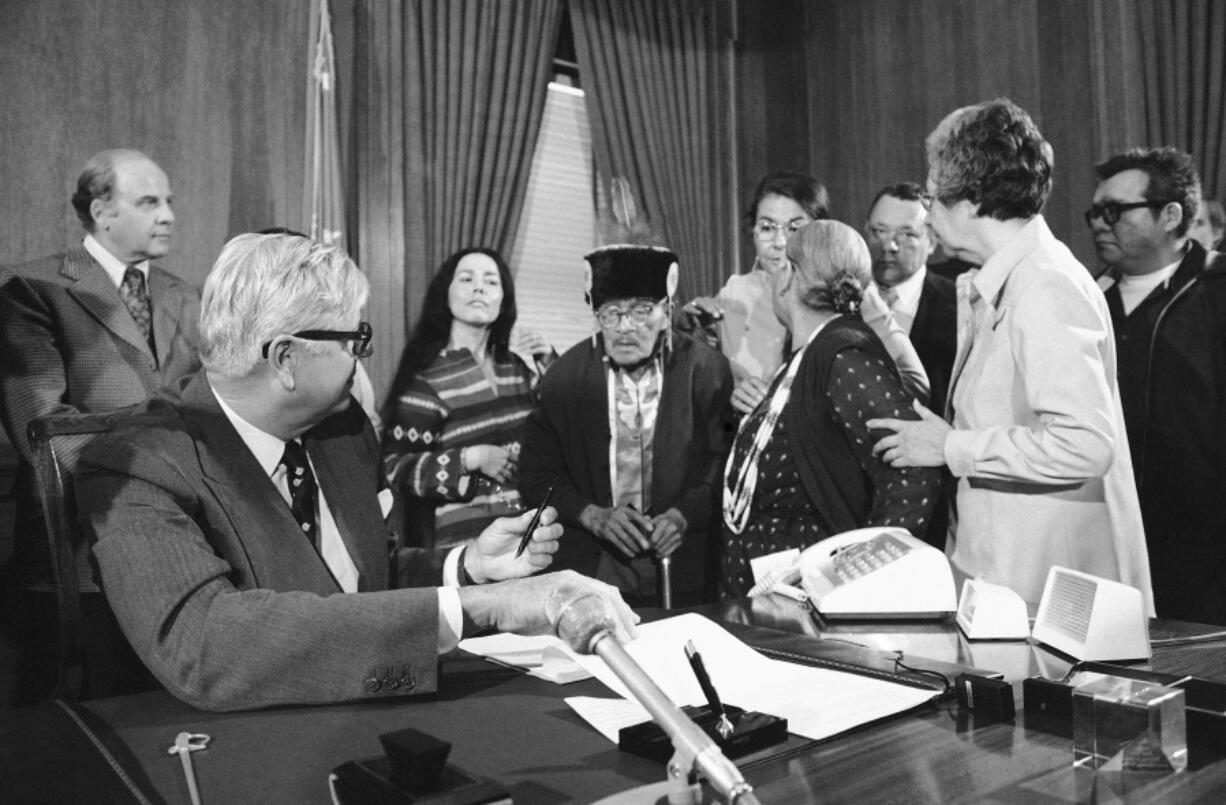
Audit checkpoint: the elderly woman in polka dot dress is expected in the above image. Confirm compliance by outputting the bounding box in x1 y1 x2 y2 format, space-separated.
721 221 943 597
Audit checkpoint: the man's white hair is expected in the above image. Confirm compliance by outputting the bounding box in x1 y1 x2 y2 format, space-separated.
200 233 370 378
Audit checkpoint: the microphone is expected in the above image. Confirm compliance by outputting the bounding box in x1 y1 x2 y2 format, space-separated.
556 596 761 805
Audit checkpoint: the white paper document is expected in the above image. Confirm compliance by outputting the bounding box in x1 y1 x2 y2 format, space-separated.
564 613 936 742
458 632 593 684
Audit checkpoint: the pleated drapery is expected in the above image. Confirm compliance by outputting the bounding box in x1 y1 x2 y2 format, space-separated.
569 0 736 303
1138 0 1226 197
353 0 562 394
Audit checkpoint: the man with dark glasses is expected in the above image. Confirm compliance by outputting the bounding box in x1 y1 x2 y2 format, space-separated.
1091 146 1226 625
75 232 637 711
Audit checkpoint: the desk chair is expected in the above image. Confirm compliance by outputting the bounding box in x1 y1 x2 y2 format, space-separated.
27 412 124 700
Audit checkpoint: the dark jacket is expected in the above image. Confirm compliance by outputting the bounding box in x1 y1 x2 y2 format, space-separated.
519 332 733 600
1101 242 1226 623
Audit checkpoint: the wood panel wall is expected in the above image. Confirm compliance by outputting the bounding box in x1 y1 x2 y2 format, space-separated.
0 0 311 287
735 0 1148 270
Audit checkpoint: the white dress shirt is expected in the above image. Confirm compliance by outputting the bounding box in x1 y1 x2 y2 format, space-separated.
83 233 148 286
1115 260 1179 315
213 390 465 651
874 266 927 336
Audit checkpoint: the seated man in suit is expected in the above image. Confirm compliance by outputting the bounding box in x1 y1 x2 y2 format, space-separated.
0 148 202 703
76 232 636 712
864 182 957 548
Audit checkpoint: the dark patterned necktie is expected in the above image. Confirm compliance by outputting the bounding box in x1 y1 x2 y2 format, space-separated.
280 440 318 545
119 266 155 352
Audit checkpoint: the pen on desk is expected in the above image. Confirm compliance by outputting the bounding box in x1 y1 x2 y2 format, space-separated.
685 639 735 740
514 474 558 559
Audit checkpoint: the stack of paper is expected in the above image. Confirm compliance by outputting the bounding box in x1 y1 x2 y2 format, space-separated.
458 633 593 684
563 613 937 743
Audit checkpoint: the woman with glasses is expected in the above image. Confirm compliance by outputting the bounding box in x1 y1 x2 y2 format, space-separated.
381 247 552 549
867 99 1152 612
721 221 942 597
683 172 928 415
519 244 734 607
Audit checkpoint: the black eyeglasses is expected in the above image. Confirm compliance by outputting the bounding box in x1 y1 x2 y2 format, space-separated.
595 298 665 328
1084 200 1170 228
261 321 372 358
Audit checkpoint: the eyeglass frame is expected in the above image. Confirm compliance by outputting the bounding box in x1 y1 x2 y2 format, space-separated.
261 321 373 358
752 218 810 241
1084 200 1172 228
866 225 928 246
593 298 668 328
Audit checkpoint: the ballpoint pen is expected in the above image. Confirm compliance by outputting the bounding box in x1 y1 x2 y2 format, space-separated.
685 639 735 740
515 474 558 559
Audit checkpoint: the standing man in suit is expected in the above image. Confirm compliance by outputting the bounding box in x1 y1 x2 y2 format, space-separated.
1090 147 1226 624
864 182 956 548
865 182 957 415
76 233 636 711
0 149 202 702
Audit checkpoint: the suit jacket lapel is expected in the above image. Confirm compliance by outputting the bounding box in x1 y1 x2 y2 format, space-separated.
180 376 340 594
305 428 385 592
62 247 155 362
148 267 187 366
913 275 935 339
585 341 614 506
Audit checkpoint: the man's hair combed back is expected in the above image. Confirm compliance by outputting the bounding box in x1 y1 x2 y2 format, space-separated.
70 148 152 230
786 220 872 316
925 99 1053 221
1094 147 1202 238
746 171 832 225
200 233 370 378
867 181 930 219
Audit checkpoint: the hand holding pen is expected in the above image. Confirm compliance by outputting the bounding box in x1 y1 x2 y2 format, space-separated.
686 639 735 740
515 474 559 559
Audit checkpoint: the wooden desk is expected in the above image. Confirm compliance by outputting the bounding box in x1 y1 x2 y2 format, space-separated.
5 602 1226 804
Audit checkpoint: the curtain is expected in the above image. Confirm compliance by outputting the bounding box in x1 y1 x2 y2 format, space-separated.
1139 1 1226 198
350 0 562 395
569 0 735 302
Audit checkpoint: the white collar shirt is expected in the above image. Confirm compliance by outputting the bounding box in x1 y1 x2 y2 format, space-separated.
83 233 149 287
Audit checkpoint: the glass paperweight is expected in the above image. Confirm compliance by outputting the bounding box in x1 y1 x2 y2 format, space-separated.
1072 674 1187 774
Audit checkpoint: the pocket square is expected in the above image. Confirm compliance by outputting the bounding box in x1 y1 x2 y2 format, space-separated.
378 489 394 519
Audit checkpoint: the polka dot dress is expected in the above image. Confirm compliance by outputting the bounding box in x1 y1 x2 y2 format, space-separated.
720 348 938 598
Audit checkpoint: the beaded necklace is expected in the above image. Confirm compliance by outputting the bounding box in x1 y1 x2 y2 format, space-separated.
722 319 829 534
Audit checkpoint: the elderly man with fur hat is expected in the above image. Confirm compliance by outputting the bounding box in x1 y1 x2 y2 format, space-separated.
520 244 734 607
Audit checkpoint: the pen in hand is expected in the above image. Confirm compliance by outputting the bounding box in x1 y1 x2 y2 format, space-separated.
514 474 558 559
685 639 734 740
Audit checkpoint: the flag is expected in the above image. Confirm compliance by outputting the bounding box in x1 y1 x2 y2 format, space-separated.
305 0 345 250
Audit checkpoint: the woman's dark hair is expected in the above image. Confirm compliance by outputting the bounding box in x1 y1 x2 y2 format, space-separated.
745 171 831 227
380 247 517 423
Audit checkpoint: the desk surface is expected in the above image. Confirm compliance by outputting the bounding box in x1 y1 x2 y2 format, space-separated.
6 600 1226 804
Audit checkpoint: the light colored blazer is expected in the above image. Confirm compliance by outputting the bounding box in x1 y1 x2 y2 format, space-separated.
943 216 1153 613
78 374 445 711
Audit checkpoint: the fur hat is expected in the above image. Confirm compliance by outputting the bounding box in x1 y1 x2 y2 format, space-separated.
584 244 679 310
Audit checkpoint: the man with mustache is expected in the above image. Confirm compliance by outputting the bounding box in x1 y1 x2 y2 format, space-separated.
1090 146 1226 624
520 244 734 607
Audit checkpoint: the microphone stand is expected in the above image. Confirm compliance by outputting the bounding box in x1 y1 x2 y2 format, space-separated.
587 629 761 805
